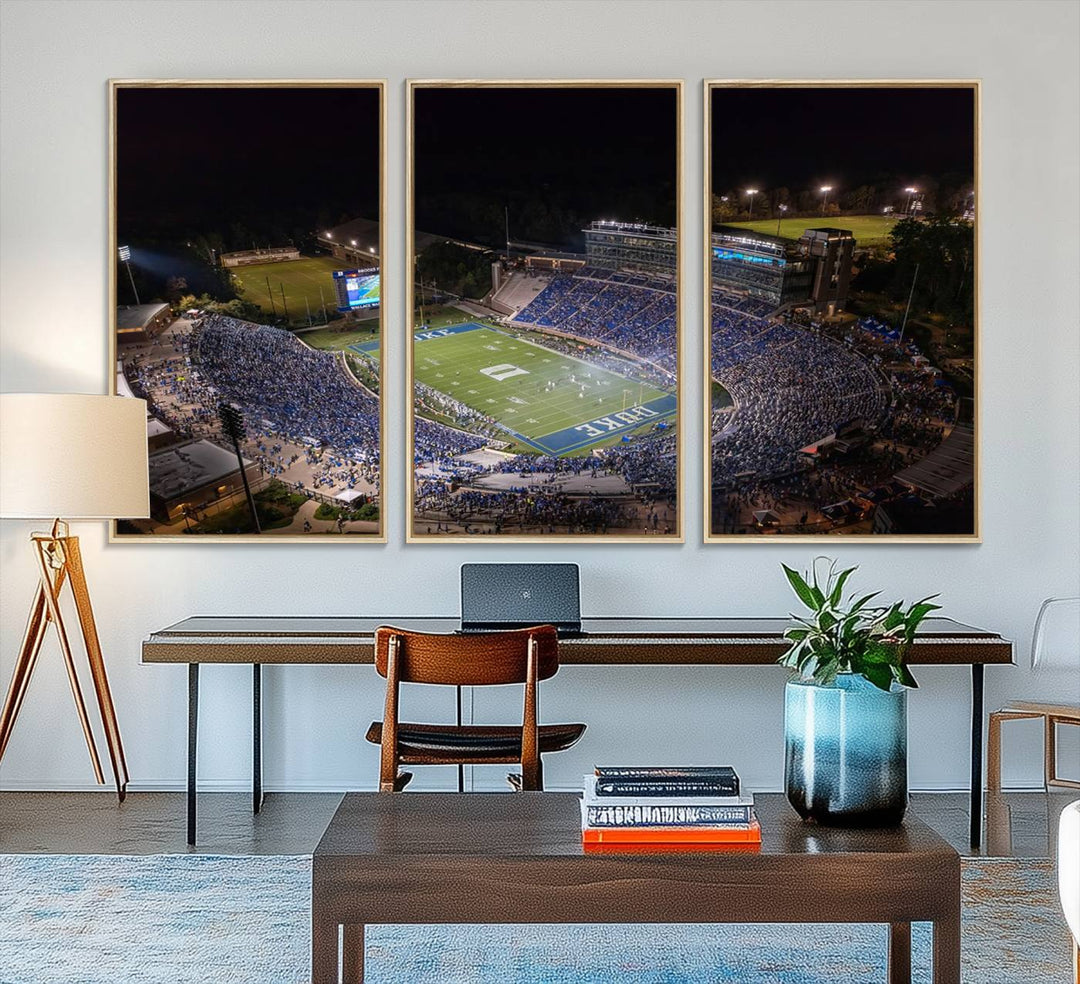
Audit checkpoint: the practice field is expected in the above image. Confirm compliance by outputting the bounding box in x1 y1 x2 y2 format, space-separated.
414 323 675 456
303 325 380 352
724 215 898 246
231 256 357 321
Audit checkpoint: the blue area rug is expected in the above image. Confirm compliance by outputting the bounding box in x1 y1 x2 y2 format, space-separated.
0 854 1070 983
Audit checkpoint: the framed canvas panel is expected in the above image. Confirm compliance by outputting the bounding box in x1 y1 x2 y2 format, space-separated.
109 80 386 541
704 81 980 542
407 80 683 543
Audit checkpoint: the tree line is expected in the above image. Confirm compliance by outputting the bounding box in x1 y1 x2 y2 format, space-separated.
711 175 973 226
856 216 975 326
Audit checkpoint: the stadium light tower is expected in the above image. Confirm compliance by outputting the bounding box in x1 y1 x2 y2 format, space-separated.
217 403 261 534
904 187 918 216
819 185 833 217
775 203 788 237
117 245 140 305
745 188 759 220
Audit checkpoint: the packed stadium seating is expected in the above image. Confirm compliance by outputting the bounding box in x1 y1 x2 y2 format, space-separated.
511 271 677 372
709 291 889 486
195 316 381 462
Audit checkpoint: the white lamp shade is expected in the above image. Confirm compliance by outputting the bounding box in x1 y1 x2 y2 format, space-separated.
0 393 150 519
1031 597 1080 672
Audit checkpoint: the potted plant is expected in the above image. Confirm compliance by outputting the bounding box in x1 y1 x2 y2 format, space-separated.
779 559 941 826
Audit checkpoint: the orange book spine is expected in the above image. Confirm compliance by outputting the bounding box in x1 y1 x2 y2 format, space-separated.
582 819 761 845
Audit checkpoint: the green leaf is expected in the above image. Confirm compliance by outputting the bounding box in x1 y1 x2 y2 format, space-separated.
863 663 894 692
782 564 819 610
829 566 856 607
860 644 895 664
882 604 905 632
849 591 880 613
895 664 919 689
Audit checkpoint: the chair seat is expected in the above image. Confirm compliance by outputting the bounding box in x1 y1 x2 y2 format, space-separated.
365 721 586 760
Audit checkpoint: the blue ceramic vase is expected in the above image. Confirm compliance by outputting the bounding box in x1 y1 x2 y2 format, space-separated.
784 672 908 826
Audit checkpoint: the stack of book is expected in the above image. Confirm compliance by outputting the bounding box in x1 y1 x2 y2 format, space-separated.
581 766 760 848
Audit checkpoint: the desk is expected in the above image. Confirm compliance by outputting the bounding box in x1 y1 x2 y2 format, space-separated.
141 616 1012 846
311 791 961 984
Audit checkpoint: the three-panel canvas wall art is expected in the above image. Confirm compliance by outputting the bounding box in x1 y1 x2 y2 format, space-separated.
108 79 978 543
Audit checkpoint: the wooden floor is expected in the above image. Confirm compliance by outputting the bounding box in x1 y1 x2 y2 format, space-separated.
0 789 1073 857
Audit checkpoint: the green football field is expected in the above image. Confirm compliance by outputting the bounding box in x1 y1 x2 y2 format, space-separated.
724 214 898 246
230 256 355 321
414 324 674 455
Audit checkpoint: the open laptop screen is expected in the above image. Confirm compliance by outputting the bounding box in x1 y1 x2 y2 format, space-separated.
460 563 581 632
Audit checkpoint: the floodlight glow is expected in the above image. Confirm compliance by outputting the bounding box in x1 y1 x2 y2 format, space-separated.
118 245 131 262
325 231 333 238
746 188 758 195
820 185 833 193
905 187 918 194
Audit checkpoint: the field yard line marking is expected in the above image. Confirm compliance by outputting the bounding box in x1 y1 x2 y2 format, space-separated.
415 323 673 452
483 323 658 384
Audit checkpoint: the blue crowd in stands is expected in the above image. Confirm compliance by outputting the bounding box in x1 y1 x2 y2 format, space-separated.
512 269 677 372
196 316 381 465
709 288 888 485
708 292 960 531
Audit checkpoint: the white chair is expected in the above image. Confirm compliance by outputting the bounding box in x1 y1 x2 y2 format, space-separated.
988 598 1080 791
1059 799 1080 983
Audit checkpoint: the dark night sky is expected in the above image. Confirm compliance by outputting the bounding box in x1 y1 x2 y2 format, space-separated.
117 86 380 242
414 87 678 247
710 86 975 191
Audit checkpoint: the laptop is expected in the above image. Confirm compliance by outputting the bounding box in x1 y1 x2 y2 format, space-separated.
460 563 582 637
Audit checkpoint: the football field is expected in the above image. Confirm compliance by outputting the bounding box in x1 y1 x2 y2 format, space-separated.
230 256 352 321
413 323 675 456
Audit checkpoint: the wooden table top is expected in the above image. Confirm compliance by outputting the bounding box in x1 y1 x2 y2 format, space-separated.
142 615 1013 666
313 791 956 862
310 792 961 984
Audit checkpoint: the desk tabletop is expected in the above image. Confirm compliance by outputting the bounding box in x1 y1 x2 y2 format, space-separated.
314 791 955 862
142 615 1013 666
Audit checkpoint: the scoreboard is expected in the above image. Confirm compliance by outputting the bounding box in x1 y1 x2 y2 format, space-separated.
333 268 380 312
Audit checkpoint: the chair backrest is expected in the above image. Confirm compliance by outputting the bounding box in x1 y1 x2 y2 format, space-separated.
1031 597 1080 671
374 625 560 686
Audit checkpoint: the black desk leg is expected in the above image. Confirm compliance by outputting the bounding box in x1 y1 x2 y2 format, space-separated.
253 663 263 814
187 663 199 847
456 684 465 793
969 663 984 848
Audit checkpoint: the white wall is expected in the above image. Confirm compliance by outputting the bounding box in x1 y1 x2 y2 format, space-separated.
1 0 1077 795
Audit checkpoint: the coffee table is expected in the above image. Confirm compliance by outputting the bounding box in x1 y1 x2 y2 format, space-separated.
312 792 960 984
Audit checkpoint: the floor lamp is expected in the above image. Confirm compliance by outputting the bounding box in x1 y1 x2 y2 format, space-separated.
0 393 149 800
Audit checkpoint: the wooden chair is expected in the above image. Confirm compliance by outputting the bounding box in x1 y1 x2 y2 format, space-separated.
987 598 1080 793
366 625 586 792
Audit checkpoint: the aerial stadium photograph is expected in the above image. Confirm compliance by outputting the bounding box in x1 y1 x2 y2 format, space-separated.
408 82 682 541
705 82 978 539
109 81 384 539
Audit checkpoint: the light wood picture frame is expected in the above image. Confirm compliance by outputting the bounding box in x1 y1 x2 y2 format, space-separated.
703 80 980 542
108 80 387 542
406 80 683 543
